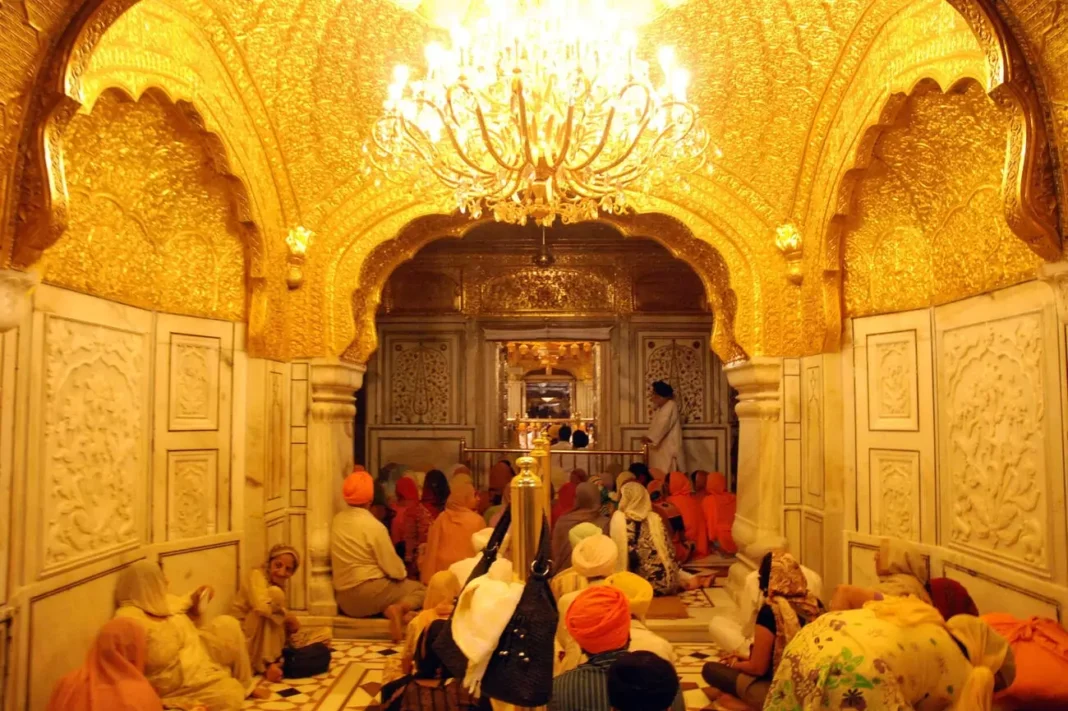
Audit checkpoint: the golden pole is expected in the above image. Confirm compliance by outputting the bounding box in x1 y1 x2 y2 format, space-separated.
494 455 547 711
530 431 552 516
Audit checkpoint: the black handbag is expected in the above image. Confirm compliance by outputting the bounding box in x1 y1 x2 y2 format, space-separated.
282 641 332 678
479 518 558 707
433 505 512 678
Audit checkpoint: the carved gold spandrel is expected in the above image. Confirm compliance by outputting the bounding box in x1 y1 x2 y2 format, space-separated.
843 81 1043 317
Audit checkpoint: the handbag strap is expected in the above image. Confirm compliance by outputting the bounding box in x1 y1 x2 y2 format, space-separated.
481 505 512 565
529 517 554 581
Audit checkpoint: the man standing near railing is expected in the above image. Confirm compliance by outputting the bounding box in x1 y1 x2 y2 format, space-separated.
642 381 686 474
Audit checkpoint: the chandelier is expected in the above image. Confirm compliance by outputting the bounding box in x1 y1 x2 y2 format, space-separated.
369 0 710 227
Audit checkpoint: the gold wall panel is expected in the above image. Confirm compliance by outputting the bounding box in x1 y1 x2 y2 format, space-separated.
843 81 1042 317
37 91 248 320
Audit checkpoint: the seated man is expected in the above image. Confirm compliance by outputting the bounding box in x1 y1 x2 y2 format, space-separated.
551 586 685 711
608 651 682 711
332 468 426 641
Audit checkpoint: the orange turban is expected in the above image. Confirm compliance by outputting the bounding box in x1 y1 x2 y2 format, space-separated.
565 586 631 654
342 469 374 506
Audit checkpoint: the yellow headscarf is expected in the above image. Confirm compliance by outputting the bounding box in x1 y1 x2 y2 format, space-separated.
115 561 171 617
606 571 653 622
947 615 1011 711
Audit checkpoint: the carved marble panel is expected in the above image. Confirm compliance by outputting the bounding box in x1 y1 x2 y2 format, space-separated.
389 340 452 425
40 315 149 573
802 364 824 500
642 337 707 424
167 334 221 431
865 330 919 431
939 313 1048 571
167 450 218 540
265 368 287 503
870 449 921 541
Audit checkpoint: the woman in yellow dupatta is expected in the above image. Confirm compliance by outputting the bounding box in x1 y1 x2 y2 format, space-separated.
420 474 486 584
114 561 255 711
230 544 301 681
393 570 462 681
765 597 1015 711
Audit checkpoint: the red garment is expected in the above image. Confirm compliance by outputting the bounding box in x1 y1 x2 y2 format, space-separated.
551 471 586 525
928 577 979 618
984 613 1068 710
667 472 708 557
390 476 420 545
701 472 737 555
47 618 163 711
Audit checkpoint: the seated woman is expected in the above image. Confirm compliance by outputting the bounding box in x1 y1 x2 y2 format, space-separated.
114 560 255 711
765 597 1015 711
551 482 608 571
550 521 607 600
390 475 420 560
230 543 302 682
48 617 164 711
420 474 485 584
666 472 708 558
395 571 461 680
379 619 492 711
702 551 822 711
551 468 587 526
404 470 449 580
701 471 737 555
830 537 980 619
610 482 683 595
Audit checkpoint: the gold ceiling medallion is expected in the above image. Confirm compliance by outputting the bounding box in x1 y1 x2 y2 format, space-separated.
368 0 710 227
775 223 803 286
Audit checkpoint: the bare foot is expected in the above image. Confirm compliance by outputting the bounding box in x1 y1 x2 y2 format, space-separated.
702 687 724 702
265 662 284 683
250 684 273 700
384 602 411 643
715 694 754 711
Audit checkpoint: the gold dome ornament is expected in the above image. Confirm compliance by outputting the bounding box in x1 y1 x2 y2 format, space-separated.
285 226 314 290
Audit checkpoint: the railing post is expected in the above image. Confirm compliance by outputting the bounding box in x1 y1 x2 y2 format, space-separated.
530 433 552 515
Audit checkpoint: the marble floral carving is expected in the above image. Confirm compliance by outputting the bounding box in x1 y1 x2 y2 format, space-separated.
942 315 1046 569
43 317 146 569
171 455 213 540
646 339 704 423
874 339 912 419
176 342 211 421
875 452 917 540
391 341 450 425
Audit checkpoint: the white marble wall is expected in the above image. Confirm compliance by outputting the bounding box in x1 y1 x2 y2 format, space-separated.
0 285 261 711
838 280 1068 620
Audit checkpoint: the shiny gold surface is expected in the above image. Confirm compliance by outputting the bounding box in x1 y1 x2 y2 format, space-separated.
37 91 247 320
0 0 1063 362
843 81 1042 316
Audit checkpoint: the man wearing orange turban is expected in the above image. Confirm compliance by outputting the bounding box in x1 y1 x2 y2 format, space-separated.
552 586 688 711
332 467 426 641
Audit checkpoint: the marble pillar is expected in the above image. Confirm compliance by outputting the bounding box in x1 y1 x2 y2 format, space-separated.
0 269 38 332
306 359 365 616
724 357 787 601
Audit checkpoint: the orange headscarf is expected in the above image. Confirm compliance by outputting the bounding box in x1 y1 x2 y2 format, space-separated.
47 617 163 711
667 472 708 558
552 469 587 524
342 468 374 506
701 472 737 554
420 474 486 584
390 475 420 544
566 586 632 655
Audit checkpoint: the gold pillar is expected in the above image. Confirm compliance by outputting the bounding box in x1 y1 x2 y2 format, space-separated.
530 432 552 515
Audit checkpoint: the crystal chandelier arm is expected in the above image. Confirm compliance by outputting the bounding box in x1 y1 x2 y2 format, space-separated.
411 94 503 178
445 84 523 173
513 77 538 170
571 82 655 174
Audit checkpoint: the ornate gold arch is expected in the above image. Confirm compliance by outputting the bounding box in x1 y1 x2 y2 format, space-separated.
338 212 748 366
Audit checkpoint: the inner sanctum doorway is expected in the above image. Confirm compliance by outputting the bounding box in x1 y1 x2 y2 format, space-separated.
356 220 737 488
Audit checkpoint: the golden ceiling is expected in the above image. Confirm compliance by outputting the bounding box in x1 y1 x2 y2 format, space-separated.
0 0 1064 363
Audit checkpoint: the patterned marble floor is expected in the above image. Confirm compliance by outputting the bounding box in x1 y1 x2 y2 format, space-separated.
244 638 734 710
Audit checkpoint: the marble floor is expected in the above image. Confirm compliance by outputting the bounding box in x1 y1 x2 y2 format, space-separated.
245 617 733 710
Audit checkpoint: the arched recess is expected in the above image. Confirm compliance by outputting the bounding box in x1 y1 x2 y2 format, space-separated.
336 212 748 368
6 0 291 352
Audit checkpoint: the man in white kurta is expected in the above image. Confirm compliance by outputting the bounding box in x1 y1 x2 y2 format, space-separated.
642 381 686 472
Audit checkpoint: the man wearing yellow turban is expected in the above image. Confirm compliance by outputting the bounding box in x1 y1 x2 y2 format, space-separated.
332 468 426 641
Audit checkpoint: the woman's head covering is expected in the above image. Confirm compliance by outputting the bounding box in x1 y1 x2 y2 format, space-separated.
597 472 616 491
947 615 1013 711
568 521 604 549
572 534 619 579
472 527 494 552
668 471 692 497
424 570 461 610
707 471 728 494
574 482 600 511
489 460 514 493
618 482 653 521
449 463 472 478
422 469 450 508
342 468 375 506
566 586 631 654
267 543 301 571
607 651 679 711
447 474 479 510
395 475 420 503
115 561 170 617
652 380 674 398
606 571 654 621
570 468 589 485
46 617 163 711
875 538 931 602
616 472 637 490
928 578 979 619
763 552 822 669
